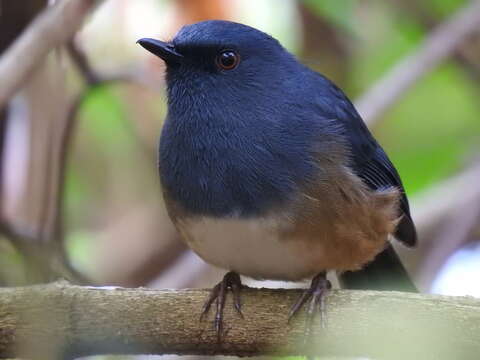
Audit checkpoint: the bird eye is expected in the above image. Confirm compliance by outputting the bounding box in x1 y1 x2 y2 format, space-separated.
216 50 240 70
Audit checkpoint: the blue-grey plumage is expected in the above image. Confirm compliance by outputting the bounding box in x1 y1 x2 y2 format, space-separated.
138 20 416 284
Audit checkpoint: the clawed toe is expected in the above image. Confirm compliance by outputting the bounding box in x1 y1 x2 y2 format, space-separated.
289 272 331 349
200 271 244 341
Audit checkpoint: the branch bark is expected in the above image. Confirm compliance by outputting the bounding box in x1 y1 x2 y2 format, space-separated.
1 282 480 359
0 0 101 108
355 0 480 125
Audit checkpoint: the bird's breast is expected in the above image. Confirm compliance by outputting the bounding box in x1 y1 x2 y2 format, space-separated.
158 110 323 218
175 215 323 281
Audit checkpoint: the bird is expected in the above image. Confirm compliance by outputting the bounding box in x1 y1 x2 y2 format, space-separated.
137 20 417 340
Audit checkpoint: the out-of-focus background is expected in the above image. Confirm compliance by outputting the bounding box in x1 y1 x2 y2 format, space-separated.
1 0 480 303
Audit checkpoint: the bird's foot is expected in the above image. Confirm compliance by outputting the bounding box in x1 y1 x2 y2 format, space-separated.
289 272 331 349
200 271 244 342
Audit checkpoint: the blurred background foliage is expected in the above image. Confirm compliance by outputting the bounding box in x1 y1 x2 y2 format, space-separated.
1 0 480 301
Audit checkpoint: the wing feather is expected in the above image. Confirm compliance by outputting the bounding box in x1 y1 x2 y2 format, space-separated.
323 79 417 246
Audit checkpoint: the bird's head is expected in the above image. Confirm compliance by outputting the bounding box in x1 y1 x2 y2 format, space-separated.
138 20 300 116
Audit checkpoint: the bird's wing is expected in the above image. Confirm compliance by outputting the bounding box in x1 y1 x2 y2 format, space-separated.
325 81 417 247
351 144 417 247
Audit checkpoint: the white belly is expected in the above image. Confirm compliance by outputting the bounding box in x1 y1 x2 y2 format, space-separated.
176 216 320 281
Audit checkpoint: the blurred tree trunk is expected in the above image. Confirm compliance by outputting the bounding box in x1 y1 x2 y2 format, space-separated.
297 2 351 87
0 0 48 219
2 57 72 284
0 108 6 210
0 0 98 285
0 0 50 284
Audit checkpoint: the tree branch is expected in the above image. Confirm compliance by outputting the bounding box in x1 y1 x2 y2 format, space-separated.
1 282 480 359
0 0 102 108
390 0 480 83
355 0 480 125
396 161 480 288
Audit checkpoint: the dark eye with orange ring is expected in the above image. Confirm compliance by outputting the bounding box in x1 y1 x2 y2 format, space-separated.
216 50 240 70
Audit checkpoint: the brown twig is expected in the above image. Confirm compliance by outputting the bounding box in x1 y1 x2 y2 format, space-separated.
390 0 480 83
355 0 480 125
66 40 101 85
0 0 102 108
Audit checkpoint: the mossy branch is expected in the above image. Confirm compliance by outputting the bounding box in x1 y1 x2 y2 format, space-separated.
1 281 480 359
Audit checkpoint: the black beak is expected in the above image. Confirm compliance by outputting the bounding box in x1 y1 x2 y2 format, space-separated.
137 38 183 64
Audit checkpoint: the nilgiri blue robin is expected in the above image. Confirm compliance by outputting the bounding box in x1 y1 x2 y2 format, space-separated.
138 20 417 340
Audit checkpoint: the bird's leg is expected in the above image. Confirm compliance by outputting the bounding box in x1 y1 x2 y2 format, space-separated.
289 272 331 345
200 271 244 341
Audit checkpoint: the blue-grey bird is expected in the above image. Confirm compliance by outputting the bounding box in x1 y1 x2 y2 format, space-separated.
138 20 417 338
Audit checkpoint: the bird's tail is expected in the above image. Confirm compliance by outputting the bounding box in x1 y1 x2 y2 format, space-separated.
338 245 417 292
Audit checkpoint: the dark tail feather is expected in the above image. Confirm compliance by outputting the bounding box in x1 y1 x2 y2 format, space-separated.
395 213 417 248
339 245 417 292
